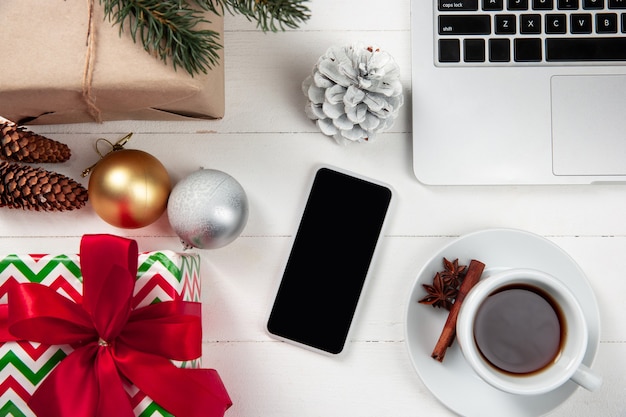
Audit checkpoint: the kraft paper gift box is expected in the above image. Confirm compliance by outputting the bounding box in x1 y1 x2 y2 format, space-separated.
0 1 224 124
0 235 231 417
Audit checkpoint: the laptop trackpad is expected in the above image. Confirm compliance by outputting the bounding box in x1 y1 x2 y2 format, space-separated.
551 75 626 176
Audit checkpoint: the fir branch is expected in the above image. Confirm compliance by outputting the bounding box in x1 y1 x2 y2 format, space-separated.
192 0 311 31
100 0 222 76
99 0 310 75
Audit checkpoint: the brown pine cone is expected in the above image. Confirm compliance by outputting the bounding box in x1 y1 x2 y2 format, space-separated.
0 161 88 211
1 117 71 163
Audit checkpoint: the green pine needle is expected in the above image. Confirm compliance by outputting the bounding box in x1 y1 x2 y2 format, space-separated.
193 0 311 31
100 0 222 76
100 0 311 76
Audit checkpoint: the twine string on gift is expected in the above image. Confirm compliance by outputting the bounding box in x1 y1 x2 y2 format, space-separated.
82 0 103 123
81 132 133 176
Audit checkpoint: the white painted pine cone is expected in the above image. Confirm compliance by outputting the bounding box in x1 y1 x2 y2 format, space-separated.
302 43 404 144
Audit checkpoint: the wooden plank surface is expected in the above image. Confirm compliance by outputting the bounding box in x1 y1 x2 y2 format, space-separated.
1 0 625 415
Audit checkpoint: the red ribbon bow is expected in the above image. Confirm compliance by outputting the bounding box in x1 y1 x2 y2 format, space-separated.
1 234 231 417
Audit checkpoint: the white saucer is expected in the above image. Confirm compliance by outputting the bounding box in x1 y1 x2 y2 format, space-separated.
405 228 601 417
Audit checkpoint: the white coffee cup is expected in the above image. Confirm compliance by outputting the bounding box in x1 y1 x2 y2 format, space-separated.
456 268 602 395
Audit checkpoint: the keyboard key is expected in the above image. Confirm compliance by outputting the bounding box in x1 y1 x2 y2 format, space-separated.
439 15 491 35
571 13 593 32
435 1 626 66
583 0 604 8
597 13 618 32
521 14 542 33
533 0 555 9
464 39 486 61
484 0 505 10
439 0 479 11
489 38 511 61
546 37 626 60
557 0 579 8
514 38 543 61
546 13 568 32
509 0 530 8
495 14 517 33
508 0 529 9
609 0 626 8
439 39 461 62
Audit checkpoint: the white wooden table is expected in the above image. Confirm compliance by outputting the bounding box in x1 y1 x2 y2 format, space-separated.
2 0 625 415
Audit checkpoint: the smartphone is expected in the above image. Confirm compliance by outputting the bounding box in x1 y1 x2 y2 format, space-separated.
267 167 393 355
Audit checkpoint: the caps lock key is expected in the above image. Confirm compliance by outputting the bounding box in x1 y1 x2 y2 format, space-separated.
438 0 479 10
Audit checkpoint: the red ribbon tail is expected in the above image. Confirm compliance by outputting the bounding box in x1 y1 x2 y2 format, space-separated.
115 344 232 417
182 368 233 414
29 344 136 417
94 348 136 417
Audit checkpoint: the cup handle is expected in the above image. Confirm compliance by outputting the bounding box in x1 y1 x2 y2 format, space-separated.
571 363 602 392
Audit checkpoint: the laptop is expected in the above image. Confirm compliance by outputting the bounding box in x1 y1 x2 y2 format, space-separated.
411 0 626 184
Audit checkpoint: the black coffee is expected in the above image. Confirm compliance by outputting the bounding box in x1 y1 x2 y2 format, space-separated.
473 285 564 375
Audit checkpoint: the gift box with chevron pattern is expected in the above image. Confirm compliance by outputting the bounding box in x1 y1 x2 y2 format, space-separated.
0 249 201 417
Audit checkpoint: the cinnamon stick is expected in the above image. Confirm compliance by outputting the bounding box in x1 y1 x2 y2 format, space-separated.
431 259 485 362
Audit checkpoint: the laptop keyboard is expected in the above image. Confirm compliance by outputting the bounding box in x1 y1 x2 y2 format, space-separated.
436 0 626 64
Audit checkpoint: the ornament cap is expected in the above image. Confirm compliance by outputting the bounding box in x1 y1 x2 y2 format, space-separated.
82 133 134 177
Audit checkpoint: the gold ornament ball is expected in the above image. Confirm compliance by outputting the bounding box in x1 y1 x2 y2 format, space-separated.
88 149 172 229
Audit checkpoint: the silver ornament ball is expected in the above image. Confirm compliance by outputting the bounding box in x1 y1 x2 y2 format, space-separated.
167 169 249 249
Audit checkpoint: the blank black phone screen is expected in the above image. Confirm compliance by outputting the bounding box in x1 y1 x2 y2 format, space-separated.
267 167 392 354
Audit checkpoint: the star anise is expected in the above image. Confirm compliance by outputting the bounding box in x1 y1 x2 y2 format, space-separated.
418 272 458 310
440 257 466 288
